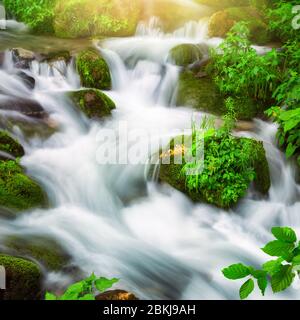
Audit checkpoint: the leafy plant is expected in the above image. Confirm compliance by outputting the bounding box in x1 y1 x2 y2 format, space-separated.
223 227 300 299
45 274 119 300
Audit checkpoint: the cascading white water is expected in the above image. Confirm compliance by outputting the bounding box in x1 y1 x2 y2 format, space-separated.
0 18 300 300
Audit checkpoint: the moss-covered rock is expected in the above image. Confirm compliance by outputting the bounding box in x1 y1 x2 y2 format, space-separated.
0 131 24 159
176 70 225 114
54 0 141 38
70 89 115 119
176 70 261 120
4 235 71 271
0 160 46 211
169 44 204 67
76 49 111 90
158 135 270 208
40 50 71 64
0 254 42 300
208 6 271 44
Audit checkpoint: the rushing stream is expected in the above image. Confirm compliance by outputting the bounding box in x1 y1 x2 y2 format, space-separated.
0 16 300 300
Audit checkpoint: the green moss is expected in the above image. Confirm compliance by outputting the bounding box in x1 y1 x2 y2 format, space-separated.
194 0 270 9
158 135 270 208
4 0 56 34
0 254 42 300
76 49 111 90
0 131 24 158
70 89 115 119
169 44 203 67
208 6 271 44
176 70 225 115
4 235 71 271
0 160 46 211
41 50 71 64
53 0 141 38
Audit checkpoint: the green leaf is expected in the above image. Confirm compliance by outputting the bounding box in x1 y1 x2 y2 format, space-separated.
292 255 300 266
284 118 300 132
271 265 295 293
257 276 268 296
60 281 85 300
263 259 284 276
271 227 297 243
95 277 119 293
250 269 267 279
262 240 294 257
45 292 57 300
78 294 95 300
222 263 250 280
286 143 297 158
239 279 255 300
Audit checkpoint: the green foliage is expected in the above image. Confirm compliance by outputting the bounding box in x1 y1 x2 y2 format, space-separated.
0 130 24 158
181 115 268 208
223 227 300 299
4 0 56 33
45 274 119 300
210 22 280 103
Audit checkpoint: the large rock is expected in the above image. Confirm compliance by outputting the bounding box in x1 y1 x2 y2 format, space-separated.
0 254 42 300
4 235 71 271
54 0 141 38
96 290 138 300
0 97 47 119
0 160 46 211
158 135 270 208
76 49 111 90
11 48 35 69
208 6 271 44
176 70 225 115
69 89 116 119
168 44 204 67
0 131 25 160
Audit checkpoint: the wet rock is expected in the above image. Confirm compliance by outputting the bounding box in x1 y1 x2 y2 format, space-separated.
96 290 138 301
40 50 71 64
11 48 35 69
4 235 72 272
0 52 5 67
69 89 115 119
0 160 47 212
168 44 204 67
0 254 42 300
76 49 111 90
0 130 25 160
16 71 35 90
0 97 47 119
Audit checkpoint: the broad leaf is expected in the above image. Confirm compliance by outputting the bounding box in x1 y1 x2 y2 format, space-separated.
262 240 294 257
271 265 295 293
271 227 297 243
45 292 57 300
286 143 297 158
239 279 255 300
250 269 267 279
292 255 300 266
60 281 85 300
263 258 284 276
257 276 268 296
78 294 95 300
95 277 119 293
222 263 250 280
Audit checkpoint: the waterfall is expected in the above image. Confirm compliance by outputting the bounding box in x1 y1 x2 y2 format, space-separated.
0 20 299 300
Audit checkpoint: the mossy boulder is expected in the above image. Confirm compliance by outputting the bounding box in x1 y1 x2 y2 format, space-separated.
208 6 271 44
70 89 115 119
76 49 111 90
0 160 46 211
176 70 225 115
40 50 71 64
158 135 270 208
176 70 261 120
0 254 42 300
4 235 71 271
168 44 204 67
54 0 141 38
0 131 24 160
